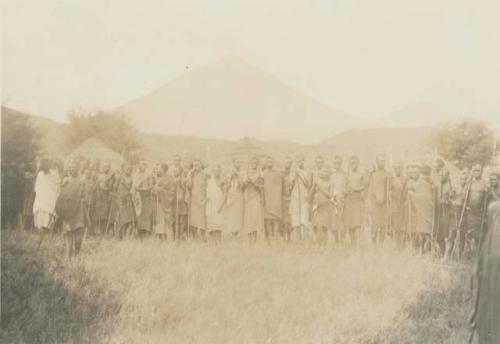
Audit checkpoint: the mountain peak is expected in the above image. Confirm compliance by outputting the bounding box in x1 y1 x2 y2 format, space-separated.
119 57 360 143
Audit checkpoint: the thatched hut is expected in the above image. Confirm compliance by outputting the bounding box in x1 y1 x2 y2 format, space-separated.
66 138 123 169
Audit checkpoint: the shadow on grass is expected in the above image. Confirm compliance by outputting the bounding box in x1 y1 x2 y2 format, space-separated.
380 268 472 344
1 231 120 343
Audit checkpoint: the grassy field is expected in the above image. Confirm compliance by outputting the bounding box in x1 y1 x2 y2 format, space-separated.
1 230 472 344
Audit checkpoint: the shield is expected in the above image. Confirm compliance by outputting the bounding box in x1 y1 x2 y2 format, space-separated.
133 191 142 216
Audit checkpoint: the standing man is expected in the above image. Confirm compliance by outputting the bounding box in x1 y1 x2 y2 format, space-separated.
390 162 406 249
445 169 470 259
152 163 176 241
172 166 189 240
344 156 365 246
55 161 86 257
133 160 155 239
464 164 489 253
81 167 96 236
469 199 500 344
368 154 390 246
402 164 420 249
225 158 245 237
21 162 36 230
289 155 312 240
206 165 226 242
312 155 325 185
311 166 333 246
331 155 346 244
310 155 326 222
408 165 435 254
435 168 454 256
33 159 60 233
281 156 293 241
172 155 183 175
262 156 283 240
489 172 500 203
94 163 113 235
432 158 446 186
242 157 264 241
114 164 135 239
186 159 208 240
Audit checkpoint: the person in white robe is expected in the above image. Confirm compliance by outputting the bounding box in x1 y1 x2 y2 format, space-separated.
33 159 60 230
289 155 312 240
206 165 227 242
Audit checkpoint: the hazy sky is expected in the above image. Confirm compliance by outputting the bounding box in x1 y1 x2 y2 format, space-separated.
2 0 500 124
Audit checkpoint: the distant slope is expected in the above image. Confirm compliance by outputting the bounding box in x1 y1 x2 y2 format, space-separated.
140 134 320 166
1 106 69 159
321 126 435 164
118 55 361 143
376 102 456 128
3 106 435 169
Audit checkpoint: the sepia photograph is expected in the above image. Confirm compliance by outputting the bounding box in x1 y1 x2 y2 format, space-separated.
1 1 500 343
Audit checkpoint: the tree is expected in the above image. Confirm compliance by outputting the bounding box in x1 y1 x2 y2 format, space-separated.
1 107 40 166
66 108 141 155
434 120 496 168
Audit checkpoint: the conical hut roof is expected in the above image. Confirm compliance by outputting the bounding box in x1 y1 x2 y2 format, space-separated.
67 138 123 168
209 137 267 172
231 137 267 163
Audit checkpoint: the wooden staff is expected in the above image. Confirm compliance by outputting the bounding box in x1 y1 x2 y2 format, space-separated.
174 180 180 241
458 176 473 231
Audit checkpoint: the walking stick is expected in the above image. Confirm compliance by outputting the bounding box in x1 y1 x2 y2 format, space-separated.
477 188 489 252
408 193 414 247
458 177 473 254
128 192 138 238
430 184 439 256
175 182 180 241
458 177 473 232
186 169 193 240
105 172 123 237
295 167 303 240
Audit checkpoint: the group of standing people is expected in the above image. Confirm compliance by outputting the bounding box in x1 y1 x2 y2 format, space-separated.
4 153 500 344
4 153 500 259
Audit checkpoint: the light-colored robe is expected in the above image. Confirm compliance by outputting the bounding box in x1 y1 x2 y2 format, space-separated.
408 177 434 235
368 169 390 228
263 169 283 221
344 170 364 230
242 169 263 235
289 168 311 228
33 169 60 228
311 178 333 228
188 171 208 230
133 171 154 232
206 177 226 233
225 170 244 234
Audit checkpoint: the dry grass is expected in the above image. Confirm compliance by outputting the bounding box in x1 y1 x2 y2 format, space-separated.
1 231 472 344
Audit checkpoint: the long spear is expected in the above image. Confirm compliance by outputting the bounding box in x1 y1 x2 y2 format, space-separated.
454 176 473 258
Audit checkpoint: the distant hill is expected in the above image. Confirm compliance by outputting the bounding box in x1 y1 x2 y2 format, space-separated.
321 126 436 165
118 55 361 144
375 102 457 128
140 134 321 166
3 106 435 169
1 106 69 159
